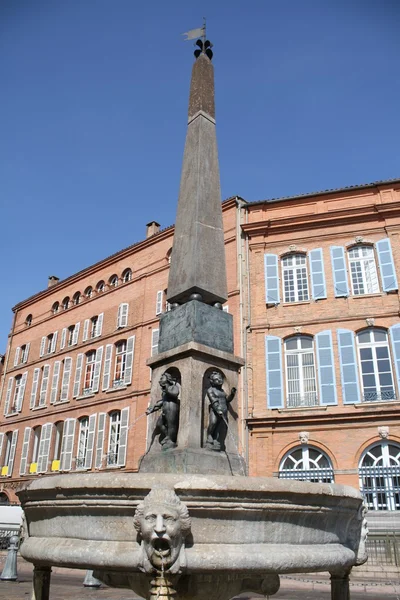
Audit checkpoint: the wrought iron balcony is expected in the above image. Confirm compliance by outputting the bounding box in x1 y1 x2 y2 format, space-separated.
361 391 396 403
112 379 125 389
286 394 318 408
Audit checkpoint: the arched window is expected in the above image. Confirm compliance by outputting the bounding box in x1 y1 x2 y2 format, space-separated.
62 297 70 310
359 441 400 510
84 286 93 299
72 292 81 306
281 253 309 303
356 329 396 402
25 314 32 327
348 245 379 295
96 281 105 293
52 302 59 314
279 445 334 483
109 275 118 288
122 269 132 283
285 336 317 407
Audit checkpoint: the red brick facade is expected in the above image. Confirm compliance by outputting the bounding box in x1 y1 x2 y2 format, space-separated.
1 179 400 512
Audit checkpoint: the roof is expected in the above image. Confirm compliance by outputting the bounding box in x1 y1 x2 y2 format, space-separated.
247 177 400 206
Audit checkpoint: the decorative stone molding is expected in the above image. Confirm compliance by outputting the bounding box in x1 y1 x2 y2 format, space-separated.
293 327 302 334
288 244 297 252
299 431 309 444
366 318 375 327
355 236 364 244
378 426 389 439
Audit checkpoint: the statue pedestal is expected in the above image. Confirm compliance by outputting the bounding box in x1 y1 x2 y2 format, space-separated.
143 340 245 476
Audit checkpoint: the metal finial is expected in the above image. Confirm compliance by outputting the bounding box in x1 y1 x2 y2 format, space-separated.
194 39 213 60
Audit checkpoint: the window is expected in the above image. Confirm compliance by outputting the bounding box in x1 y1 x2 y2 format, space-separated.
122 269 132 283
96 281 105 293
279 446 334 483
67 323 80 347
117 303 129 328
53 423 64 462
76 417 89 469
25 314 32 327
356 329 396 402
11 375 22 414
20 344 30 364
40 332 58 356
348 246 380 295
109 275 118 288
62 297 70 310
1 431 18 477
285 336 317 407
4 373 28 415
91 316 100 338
84 286 93 298
107 412 121 466
46 334 54 354
72 291 81 306
151 329 159 357
282 254 309 303
114 341 127 383
359 442 400 511
52 302 59 314
84 351 96 392
30 426 42 469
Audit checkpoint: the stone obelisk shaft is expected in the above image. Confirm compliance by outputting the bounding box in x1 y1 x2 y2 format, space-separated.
167 53 227 306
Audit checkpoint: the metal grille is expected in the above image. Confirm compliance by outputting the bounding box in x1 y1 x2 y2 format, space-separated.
362 390 396 402
279 468 334 483
366 534 399 566
359 465 400 511
106 452 118 466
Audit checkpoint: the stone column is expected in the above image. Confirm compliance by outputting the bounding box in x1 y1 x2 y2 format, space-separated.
31 566 51 600
330 569 350 600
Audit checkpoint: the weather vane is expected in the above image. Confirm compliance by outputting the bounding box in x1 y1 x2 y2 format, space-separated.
182 18 213 60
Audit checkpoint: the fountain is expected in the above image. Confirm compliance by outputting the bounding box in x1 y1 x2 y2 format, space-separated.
17 38 367 600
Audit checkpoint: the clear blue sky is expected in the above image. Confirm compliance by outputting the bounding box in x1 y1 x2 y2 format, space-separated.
1 0 399 351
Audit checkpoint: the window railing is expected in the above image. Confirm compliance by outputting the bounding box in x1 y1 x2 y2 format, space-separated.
361 391 396 403
82 387 93 396
106 452 118 466
112 378 125 389
279 468 334 483
75 456 86 469
286 394 318 408
359 465 400 511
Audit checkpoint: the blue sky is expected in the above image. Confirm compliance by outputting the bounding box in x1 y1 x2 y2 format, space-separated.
1 0 399 351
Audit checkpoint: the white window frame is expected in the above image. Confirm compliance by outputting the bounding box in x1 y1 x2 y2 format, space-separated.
114 341 127 384
76 417 89 469
279 445 334 483
281 253 310 303
284 336 318 408
348 245 380 296
356 329 396 402
107 412 121 466
84 352 96 392
359 441 400 511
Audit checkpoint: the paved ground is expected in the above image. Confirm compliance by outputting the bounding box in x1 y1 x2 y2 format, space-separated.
1 557 400 599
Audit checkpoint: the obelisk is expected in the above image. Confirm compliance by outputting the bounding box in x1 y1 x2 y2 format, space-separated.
142 40 245 476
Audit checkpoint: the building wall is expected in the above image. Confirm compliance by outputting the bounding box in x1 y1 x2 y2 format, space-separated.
1 181 400 508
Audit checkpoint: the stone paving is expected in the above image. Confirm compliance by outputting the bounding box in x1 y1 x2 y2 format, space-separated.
1 557 400 599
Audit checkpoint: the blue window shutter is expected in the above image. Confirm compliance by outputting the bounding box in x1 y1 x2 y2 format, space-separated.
316 330 337 405
389 324 400 397
376 238 398 292
330 246 349 297
265 335 283 408
337 329 360 404
309 248 327 300
264 254 280 305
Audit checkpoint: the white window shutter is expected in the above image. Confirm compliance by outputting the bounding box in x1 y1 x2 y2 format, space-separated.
84 414 97 469
39 365 50 406
60 418 76 471
23 343 30 363
37 423 53 473
102 344 113 390
50 361 61 404
14 347 21 367
60 328 67 350
83 319 90 341
19 427 31 475
51 331 58 353
17 371 28 411
151 329 159 356
92 346 104 392
117 305 122 328
60 357 73 401
30 368 40 409
7 430 19 477
117 303 129 328
96 313 104 337
72 322 80 345
73 354 84 398
40 336 46 357
0 434 4 464
4 377 14 416
124 336 135 385
156 291 163 315
117 407 130 467
95 413 106 469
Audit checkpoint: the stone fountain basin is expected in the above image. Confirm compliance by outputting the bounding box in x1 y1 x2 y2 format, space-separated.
18 472 363 575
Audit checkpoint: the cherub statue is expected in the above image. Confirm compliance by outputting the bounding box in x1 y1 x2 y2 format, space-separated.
146 372 180 449
205 370 236 451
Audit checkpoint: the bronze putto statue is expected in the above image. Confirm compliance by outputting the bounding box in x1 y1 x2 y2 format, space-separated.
205 370 236 451
146 372 180 449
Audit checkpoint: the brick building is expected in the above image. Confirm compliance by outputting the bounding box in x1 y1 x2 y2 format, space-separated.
1 178 400 520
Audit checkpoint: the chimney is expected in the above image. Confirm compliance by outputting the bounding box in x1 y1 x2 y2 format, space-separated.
48 275 60 288
146 221 160 238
